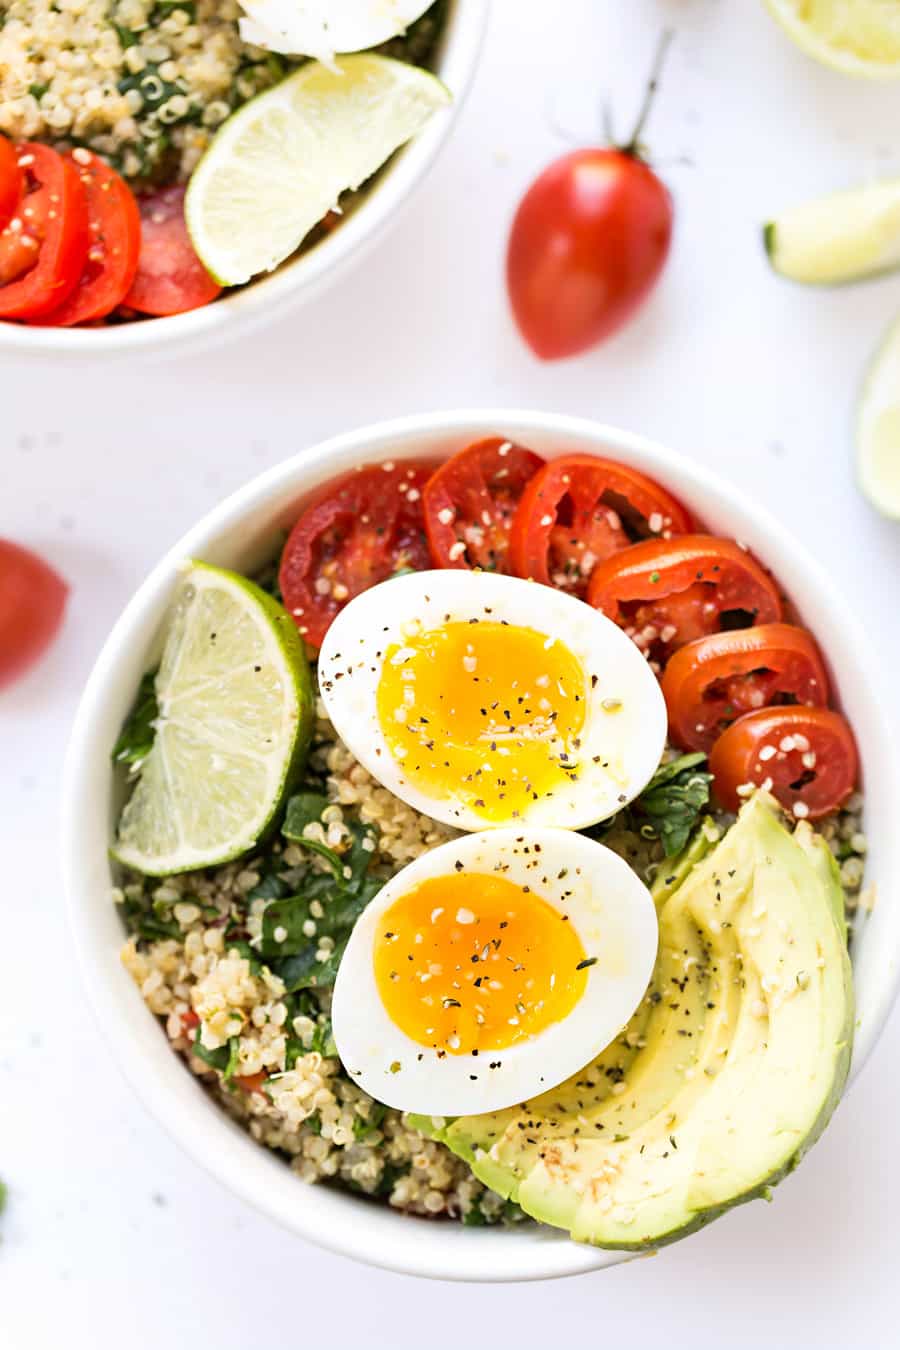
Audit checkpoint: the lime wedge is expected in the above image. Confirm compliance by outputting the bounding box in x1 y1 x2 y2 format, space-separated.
857 315 900 519
113 562 313 876
765 0 900 78
765 179 900 284
185 54 451 286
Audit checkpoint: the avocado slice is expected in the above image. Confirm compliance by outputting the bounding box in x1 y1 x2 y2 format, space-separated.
419 797 853 1250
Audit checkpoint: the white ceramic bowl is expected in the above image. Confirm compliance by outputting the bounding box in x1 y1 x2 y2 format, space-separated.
0 2 485 362
63 410 900 1282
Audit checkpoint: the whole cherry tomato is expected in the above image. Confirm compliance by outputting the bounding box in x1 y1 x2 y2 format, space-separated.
507 35 674 360
0 539 69 688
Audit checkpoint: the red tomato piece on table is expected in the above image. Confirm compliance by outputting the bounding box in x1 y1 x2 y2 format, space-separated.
587 535 783 665
0 539 69 688
422 438 544 571
507 148 673 360
124 185 221 316
709 706 858 820
509 453 692 598
279 461 434 648
35 151 141 326
661 624 829 754
0 144 88 320
0 135 23 231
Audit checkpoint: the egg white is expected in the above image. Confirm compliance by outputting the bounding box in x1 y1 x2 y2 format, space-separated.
318 569 667 833
238 0 436 62
332 827 659 1115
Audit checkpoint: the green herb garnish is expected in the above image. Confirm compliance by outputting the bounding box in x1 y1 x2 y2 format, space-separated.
112 670 159 769
633 753 713 856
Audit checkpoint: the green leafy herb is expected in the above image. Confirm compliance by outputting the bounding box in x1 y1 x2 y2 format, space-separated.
352 1102 387 1141
373 1162 407 1199
112 23 139 49
633 753 713 857
150 0 196 20
260 803 381 991
29 82 48 99
191 1034 240 1080
112 670 159 769
119 889 181 942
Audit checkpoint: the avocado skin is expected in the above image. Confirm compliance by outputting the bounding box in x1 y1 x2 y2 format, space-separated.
417 799 853 1252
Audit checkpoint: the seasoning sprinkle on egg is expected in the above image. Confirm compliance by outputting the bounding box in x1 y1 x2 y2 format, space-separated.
332 825 659 1116
319 570 667 832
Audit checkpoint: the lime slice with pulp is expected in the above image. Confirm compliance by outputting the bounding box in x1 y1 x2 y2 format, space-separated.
857 314 900 519
765 179 900 284
185 54 451 286
764 0 900 78
113 562 313 875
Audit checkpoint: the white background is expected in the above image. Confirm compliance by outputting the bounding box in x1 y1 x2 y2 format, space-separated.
3 1 900 1345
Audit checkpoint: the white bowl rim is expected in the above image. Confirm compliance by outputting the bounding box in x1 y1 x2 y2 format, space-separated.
0 0 486 360
63 408 900 1282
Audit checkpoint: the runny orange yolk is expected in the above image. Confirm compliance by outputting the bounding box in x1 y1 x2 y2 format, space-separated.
373 873 589 1055
375 621 587 821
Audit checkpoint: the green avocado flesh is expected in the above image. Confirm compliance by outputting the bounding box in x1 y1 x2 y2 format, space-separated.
412 797 854 1250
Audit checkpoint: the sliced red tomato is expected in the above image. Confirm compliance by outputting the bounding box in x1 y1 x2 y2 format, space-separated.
587 535 783 665
508 453 693 598
0 539 69 688
422 438 544 571
124 185 221 316
0 144 88 320
34 151 140 326
280 461 435 647
0 136 23 231
709 706 858 819
662 624 829 754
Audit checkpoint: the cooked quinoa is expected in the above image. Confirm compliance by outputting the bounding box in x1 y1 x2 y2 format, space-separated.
0 0 447 183
116 688 868 1225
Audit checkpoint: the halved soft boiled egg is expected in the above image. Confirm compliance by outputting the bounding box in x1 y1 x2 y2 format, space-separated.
238 0 437 62
332 827 659 1114
318 570 667 833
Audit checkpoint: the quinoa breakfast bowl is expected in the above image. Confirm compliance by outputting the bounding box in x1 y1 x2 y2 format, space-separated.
63 410 900 1282
0 0 484 358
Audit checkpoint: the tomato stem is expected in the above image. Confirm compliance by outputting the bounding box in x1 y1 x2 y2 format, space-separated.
622 28 674 157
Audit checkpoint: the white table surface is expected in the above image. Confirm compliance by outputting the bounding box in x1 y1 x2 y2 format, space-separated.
3 2 900 1345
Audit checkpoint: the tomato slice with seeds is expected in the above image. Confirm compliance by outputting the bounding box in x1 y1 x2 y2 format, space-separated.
234 1072 268 1095
280 461 435 648
587 535 783 664
709 706 858 819
661 624 829 754
0 539 69 688
0 136 23 231
508 453 693 597
0 144 88 320
422 438 545 571
35 152 141 326
124 185 221 317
